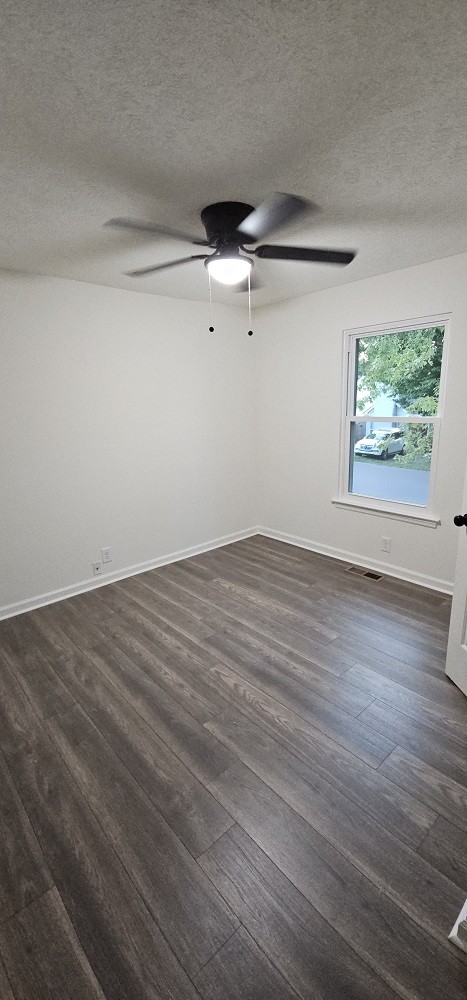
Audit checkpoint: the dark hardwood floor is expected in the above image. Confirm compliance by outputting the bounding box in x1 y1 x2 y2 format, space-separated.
0 534 466 999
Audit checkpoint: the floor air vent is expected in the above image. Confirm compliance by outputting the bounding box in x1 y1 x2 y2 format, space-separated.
346 565 383 580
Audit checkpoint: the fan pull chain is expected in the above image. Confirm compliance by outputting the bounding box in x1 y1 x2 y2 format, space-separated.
208 272 214 332
247 270 253 336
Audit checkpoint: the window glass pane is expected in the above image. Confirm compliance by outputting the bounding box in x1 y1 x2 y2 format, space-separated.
349 421 434 506
353 326 444 418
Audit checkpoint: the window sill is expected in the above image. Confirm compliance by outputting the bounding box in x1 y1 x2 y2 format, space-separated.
332 497 440 528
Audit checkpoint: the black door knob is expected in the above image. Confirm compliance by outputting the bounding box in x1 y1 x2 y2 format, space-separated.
453 514 467 527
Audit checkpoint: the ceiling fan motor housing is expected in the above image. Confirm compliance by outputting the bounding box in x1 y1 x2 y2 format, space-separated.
200 202 256 244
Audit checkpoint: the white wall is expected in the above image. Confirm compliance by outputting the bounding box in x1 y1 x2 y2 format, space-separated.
254 253 467 591
1 274 255 611
2 254 465 614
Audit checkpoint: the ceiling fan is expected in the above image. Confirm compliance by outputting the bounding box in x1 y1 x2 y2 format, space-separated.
105 193 356 287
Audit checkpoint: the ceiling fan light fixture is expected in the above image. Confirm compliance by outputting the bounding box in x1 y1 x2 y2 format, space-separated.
206 252 253 285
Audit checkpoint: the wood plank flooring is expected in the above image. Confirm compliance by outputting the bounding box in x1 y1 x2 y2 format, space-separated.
0 535 466 1000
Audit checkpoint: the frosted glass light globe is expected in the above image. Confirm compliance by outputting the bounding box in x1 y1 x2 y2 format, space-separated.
207 255 253 285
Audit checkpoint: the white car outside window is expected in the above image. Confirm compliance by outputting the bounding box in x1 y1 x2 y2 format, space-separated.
354 429 405 460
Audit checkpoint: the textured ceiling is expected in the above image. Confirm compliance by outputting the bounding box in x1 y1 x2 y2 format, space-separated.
0 0 465 305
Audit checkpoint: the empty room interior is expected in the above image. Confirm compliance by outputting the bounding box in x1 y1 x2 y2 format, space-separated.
1 2 467 999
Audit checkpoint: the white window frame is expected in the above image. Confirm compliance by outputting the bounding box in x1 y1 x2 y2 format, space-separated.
333 313 451 527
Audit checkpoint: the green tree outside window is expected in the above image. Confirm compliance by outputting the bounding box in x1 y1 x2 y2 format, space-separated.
356 326 444 470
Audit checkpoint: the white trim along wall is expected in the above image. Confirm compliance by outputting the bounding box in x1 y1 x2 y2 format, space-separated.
0 528 260 621
257 527 453 595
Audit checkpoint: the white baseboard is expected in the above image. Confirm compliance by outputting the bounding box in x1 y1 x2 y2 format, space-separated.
0 526 261 621
257 526 453 595
449 898 467 953
1 522 452 620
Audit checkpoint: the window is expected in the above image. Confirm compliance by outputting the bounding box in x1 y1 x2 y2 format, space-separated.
336 316 449 525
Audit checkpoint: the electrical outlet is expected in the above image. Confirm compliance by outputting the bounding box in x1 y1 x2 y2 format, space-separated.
92 561 102 576
381 536 391 553
101 546 112 564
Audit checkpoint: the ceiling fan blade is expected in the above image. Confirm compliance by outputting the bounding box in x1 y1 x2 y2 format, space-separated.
255 244 356 265
106 218 209 246
125 254 208 277
237 193 311 242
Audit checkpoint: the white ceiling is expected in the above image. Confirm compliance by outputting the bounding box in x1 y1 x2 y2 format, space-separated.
1 0 465 306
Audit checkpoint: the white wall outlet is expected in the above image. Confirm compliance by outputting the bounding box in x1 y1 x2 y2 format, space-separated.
101 546 112 564
381 536 391 553
92 561 102 576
